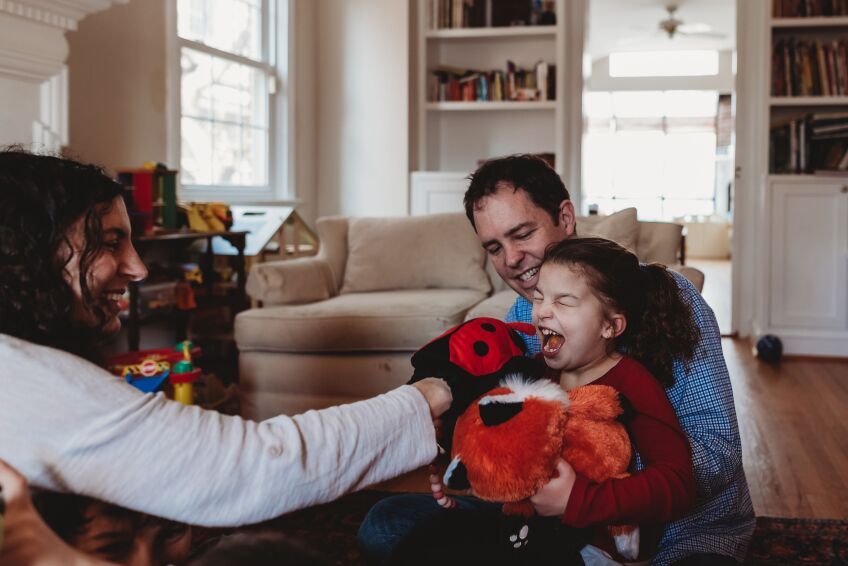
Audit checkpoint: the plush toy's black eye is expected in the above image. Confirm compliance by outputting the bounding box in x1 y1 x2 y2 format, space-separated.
481 323 496 332
473 341 489 356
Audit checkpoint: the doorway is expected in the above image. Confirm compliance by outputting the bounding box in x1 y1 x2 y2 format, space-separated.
582 0 736 334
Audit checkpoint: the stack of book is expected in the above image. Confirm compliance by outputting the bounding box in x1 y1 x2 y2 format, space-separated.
772 38 848 96
770 112 848 173
773 0 848 17
429 60 555 102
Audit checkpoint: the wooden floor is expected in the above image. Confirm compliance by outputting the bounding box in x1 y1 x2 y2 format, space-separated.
725 337 848 519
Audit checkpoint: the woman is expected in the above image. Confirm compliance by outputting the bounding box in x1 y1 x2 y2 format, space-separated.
0 148 450 527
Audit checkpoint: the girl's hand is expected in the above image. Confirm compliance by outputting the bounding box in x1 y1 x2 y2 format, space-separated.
529 458 576 517
411 378 452 419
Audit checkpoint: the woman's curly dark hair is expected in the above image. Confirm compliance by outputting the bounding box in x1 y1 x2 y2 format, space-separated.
0 147 124 360
542 237 700 387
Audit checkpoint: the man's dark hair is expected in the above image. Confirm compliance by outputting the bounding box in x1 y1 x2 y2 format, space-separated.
464 154 570 230
0 146 123 360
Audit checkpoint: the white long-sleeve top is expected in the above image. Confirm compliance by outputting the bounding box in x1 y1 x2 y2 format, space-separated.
0 334 437 526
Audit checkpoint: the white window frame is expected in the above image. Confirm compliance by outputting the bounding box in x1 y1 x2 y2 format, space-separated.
166 0 296 203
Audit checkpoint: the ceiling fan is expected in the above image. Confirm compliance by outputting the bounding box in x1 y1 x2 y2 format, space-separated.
658 5 726 39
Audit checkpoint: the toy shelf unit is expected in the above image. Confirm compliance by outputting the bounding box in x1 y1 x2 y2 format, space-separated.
412 0 578 216
755 0 848 356
125 230 247 352
117 168 179 234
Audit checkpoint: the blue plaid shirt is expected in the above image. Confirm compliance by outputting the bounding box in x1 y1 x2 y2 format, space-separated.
506 271 755 565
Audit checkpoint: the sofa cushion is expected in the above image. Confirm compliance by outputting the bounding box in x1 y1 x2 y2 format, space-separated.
575 208 639 254
235 288 488 353
465 289 520 321
637 221 683 265
340 213 491 294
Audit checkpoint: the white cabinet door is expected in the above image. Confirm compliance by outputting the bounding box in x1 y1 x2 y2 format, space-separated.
769 179 848 330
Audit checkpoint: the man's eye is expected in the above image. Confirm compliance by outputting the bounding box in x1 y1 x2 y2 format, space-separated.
486 246 501 256
516 230 534 240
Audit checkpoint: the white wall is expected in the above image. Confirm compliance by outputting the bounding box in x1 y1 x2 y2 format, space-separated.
66 0 167 170
587 49 735 93
0 76 40 146
315 0 410 217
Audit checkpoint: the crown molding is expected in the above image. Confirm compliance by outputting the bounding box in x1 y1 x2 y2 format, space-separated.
0 0 125 31
0 0 125 80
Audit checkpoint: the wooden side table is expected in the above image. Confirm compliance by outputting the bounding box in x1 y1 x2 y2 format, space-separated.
127 230 247 351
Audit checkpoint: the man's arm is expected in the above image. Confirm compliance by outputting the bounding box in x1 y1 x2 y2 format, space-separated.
665 271 744 499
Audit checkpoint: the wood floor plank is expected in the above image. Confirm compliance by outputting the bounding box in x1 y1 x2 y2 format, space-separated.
725 338 848 519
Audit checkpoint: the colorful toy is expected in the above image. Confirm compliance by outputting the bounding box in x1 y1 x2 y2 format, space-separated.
407 317 637 562
170 340 201 405
108 343 201 402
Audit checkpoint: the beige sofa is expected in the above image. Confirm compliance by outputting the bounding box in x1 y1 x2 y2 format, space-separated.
235 209 703 420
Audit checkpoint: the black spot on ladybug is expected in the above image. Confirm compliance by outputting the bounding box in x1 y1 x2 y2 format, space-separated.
473 341 489 356
481 323 496 332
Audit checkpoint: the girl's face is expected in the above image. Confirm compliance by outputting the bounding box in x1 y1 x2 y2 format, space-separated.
531 262 622 372
61 196 148 335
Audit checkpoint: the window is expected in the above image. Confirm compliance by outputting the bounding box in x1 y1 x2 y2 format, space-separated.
583 90 720 221
174 0 289 201
609 50 719 78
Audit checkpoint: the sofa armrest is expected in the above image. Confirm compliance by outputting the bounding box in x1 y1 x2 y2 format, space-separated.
669 264 705 294
246 257 337 306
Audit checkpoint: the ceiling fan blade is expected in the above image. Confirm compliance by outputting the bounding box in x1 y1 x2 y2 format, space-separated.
679 30 727 39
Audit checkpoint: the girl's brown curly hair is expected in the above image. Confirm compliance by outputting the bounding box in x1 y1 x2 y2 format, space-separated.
542 237 700 387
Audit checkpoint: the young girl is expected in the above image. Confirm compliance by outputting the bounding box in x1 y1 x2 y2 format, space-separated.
530 237 700 564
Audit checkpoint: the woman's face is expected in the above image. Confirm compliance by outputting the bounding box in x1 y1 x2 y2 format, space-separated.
62 196 147 335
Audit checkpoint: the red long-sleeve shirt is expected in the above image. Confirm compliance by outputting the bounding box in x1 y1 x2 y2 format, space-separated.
550 356 696 559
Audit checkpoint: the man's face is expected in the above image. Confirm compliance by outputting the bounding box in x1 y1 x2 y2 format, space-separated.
61 196 148 335
472 186 575 300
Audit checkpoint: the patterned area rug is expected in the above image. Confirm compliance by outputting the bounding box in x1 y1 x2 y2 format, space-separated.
195 492 848 565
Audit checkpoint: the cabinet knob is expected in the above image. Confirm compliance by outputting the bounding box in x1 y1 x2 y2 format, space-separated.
842 186 848 194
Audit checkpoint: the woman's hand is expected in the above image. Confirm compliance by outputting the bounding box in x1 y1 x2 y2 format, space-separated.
529 458 576 517
411 378 452 418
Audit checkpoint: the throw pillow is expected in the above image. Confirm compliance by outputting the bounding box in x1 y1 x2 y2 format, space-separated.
341 213 491 294
575 207 639 253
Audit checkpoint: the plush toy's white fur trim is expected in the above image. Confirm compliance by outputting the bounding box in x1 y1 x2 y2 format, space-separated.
443 455 463 485
477 374 569 407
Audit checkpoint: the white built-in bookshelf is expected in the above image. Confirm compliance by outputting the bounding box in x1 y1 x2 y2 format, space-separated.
410 0 583 216
751 0 848 355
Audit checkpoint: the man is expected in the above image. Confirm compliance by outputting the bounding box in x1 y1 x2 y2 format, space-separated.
358 155 754 565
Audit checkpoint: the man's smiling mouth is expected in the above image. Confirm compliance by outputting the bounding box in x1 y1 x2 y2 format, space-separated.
518 267 539 282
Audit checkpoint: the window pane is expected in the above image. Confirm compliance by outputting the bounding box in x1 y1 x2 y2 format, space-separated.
662 132 716 199
663 91 718 118
178 0 262 61
181 48 213 120
609 50 719 77
211 57 267 126
181 117 213 185
611 91 665 118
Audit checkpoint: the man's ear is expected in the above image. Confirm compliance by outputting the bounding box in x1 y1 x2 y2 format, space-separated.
602 313 627 339
558 199 577 238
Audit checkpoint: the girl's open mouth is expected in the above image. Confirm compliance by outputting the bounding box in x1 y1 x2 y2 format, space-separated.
540 328 564 356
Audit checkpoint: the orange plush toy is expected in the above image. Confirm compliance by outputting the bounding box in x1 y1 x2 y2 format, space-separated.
408 318 638 562
443 377 639 559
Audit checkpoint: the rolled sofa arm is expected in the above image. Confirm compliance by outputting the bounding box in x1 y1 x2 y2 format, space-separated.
245 256 337 306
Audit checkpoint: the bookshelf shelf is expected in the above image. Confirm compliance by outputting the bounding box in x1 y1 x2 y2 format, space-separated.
412 0 583 216
770 96 848 106
426 101 557 111
770 16 848 27
426 25 557 39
